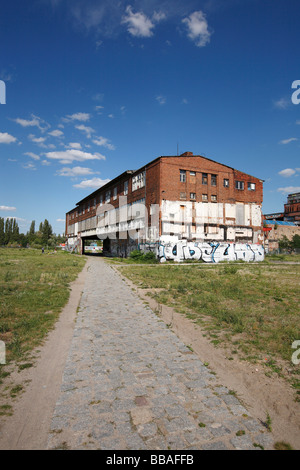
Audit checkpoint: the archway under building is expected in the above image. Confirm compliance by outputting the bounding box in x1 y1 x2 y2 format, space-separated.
81 236 103 256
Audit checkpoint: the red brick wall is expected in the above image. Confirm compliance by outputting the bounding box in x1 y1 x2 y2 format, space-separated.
159 156 263 206
66 154 264 233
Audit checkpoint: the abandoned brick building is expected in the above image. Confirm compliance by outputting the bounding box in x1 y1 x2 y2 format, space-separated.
65 152 264 262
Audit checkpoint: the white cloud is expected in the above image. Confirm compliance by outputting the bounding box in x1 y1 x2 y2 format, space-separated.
63 112 91 122
0 132 17 144
156 95 166 105
56 166 99 177
152 11 166 23
95 105 104 114
68 142 82 149
182 11 212 47
56 218 65 223
12 114 49 132
24 152 40 161
273 98 290 109
28 134 47 147
279 138 298 145
73 177 111 189
92 136 115 150
23 162 37 171
42 160 51 166
44 149 106 164
278 168 297 178
122 6 156 38
48 129 64 138
278 186 300 194
0 205 16 211
75 124 95 138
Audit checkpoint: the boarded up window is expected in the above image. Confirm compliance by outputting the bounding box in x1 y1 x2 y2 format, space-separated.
236 204 245 225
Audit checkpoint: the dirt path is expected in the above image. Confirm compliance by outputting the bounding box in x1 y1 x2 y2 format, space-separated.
0 258 90 450
117 270 300 450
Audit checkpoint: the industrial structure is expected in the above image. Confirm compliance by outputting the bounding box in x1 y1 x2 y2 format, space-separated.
264 192 300 225
66 152 265 262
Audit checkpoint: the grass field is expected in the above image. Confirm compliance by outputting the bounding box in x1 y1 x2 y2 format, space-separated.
118 261 300 395
0 248 86 373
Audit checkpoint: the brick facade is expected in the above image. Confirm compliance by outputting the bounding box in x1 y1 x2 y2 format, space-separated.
66 152 264 255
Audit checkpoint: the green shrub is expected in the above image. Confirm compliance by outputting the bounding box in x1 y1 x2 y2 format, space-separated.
129 250 143 260
129 250 158 263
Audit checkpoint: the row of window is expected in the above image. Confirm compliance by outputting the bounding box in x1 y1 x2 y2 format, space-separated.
180 170 256 191
71 174 146 219
180 170 217 186
285 204 300 213
180 192 217 202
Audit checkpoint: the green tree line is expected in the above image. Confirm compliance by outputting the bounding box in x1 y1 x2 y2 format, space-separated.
0 218 65 248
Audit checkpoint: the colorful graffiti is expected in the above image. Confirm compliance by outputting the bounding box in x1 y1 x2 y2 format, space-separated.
158 241 264 263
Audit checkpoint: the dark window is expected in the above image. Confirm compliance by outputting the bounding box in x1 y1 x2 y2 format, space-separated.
223 178 229 188
211 174 217 186
202 173 208 185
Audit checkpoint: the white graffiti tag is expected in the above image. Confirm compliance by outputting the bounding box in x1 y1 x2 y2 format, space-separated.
158 241 264 263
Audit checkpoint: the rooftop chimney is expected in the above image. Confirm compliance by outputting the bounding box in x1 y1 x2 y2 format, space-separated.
180 151 193 157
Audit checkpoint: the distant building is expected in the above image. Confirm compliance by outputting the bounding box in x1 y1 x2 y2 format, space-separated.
284 192 300 225
263 192 300 252
264 192 300 226
66 152 264 261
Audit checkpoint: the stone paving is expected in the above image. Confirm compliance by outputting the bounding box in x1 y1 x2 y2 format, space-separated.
47 257 274 450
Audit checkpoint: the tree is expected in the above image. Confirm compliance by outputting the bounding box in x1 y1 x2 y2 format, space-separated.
28 220 35 241
0 217 4 245
12 218 19 242
4 218 12 245
278 235 290 251
292 234 300 249
41 219 53 245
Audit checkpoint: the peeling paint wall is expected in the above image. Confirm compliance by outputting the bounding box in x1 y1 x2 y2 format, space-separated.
161 200 262 242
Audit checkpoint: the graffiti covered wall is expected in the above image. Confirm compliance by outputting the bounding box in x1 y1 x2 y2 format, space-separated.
157 239 264 263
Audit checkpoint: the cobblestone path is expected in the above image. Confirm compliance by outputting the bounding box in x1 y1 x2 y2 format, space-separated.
47 258 274 450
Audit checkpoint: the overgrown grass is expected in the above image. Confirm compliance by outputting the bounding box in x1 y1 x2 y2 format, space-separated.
265 253 300 263
0 248 86 370
119 262 300 393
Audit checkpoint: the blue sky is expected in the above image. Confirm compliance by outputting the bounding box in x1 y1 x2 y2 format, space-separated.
0 0 300 234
